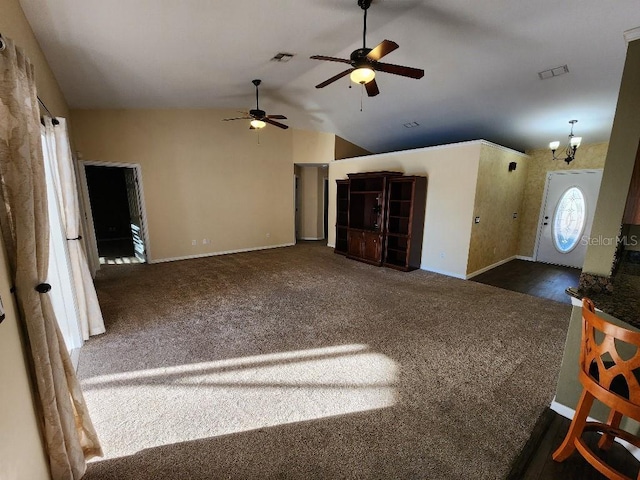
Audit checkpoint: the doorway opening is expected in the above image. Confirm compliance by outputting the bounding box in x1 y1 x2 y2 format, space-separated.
83 163 149 265
293 164 329 245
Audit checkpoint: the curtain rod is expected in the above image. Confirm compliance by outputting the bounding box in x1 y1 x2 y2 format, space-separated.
38 97 59 125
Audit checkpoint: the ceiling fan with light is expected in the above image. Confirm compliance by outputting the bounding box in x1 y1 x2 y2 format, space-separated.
310 0 424 97
222 79 289 129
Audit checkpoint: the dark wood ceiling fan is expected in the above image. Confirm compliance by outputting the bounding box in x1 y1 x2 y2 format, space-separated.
222 79 288 129
310 0 424 97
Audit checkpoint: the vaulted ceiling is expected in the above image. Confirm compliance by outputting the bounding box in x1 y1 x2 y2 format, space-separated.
19 0 640 154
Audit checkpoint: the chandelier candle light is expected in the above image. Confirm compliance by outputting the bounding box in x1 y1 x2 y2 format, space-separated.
550 120 582 164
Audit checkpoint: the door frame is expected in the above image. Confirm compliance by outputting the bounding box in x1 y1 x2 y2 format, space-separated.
79 160 151 265
533 168 603 264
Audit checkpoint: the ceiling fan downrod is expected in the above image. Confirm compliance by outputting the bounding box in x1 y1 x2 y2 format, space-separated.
252 79 261 111
358 0 371 49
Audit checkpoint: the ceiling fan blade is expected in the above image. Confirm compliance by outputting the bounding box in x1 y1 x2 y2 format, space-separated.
365 78 380 97
267 114 287 119
375 62 424 79
366 39 399 61
264 118 289 129
310 55 352 64
316 68 354 88
223 117 252 121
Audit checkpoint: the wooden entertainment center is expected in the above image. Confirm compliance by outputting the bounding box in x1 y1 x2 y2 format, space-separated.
335 172 427 271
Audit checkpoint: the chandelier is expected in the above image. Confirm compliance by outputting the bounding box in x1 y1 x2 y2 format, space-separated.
549 120 582 164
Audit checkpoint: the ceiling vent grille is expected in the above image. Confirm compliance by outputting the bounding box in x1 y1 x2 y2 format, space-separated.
538 65 569 80
403 121 420 128
271 53 294 62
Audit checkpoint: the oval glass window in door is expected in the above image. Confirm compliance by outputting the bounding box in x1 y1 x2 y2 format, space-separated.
552 186 587 253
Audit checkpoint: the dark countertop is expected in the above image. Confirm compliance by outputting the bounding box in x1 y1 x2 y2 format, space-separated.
567 256 640 328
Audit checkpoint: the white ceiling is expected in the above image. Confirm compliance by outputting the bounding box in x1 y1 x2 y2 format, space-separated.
18 0 640 153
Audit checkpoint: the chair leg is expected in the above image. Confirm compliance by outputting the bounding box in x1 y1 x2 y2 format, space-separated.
598 409 623 450
553 390 595 462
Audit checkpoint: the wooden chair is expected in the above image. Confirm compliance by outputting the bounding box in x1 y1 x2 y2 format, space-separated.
553 298 640 480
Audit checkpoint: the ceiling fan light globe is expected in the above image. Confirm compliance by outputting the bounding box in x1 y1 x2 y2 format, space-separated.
350 67 375 85
250 119 266 129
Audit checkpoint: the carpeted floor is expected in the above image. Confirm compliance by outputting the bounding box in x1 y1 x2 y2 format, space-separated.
79 242 571 480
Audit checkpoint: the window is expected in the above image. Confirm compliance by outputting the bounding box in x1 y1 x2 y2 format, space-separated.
552 187 586 253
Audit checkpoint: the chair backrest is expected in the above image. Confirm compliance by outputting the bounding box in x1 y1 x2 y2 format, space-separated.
579 298 640 420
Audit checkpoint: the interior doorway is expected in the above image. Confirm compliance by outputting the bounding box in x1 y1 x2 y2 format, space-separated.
535 169 603 268
83 163 149 265
293 164 329 244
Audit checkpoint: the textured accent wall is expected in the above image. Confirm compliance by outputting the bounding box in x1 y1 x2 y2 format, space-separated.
517 142 609 258
466 144 529 276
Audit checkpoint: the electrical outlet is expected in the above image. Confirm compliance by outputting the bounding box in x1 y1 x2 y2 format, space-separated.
513 212 518 219
474 216 480 224
439 252 445 259
191 240 197 246
266 233 270 238
202 239 210 245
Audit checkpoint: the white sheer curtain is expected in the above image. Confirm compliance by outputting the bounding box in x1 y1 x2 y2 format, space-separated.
43 117 106 339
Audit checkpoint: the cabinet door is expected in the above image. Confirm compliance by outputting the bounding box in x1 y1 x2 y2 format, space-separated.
347 230 363 257
362 232 382 263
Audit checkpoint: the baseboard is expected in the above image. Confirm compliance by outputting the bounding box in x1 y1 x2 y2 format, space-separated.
150 243 296 264
327 243 335 248
466 255 516 279
551 398 640 461
298 237 324 241
516 255 535 262
420 266 466 279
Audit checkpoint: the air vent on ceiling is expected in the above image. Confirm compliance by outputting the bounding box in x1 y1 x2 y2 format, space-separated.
403 122 420 128
271 53 294 62
538 65 569 80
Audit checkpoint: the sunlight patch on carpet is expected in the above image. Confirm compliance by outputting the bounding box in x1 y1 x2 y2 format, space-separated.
83 344 398 460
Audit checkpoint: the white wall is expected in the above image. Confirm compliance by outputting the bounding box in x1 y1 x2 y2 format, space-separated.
328 141 483 278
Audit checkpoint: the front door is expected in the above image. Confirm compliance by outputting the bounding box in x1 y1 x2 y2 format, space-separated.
536 170 603 268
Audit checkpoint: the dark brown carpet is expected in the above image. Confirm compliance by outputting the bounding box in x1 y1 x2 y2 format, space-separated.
78 242 571 479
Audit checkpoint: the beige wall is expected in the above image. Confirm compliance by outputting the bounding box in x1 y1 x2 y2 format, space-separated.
70 109 335 261
518 142 609 258
335 135 370 160
467 144 529 276
293 130 335 164
584 40 640 276
0 0 66 477
328 142 484 278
